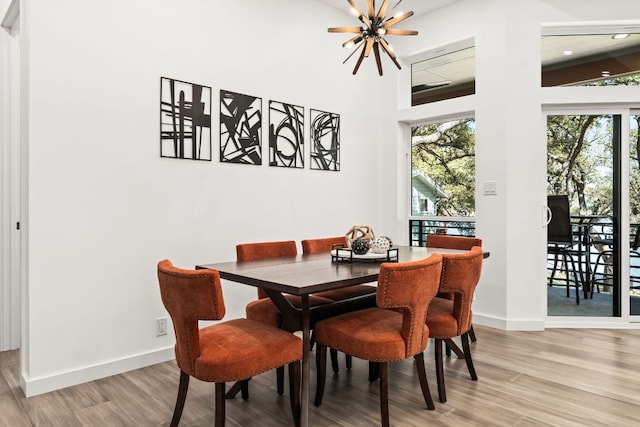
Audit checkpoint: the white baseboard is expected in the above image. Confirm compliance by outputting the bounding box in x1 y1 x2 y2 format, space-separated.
474 313 640 330
21 346 175 397
473 313 546 331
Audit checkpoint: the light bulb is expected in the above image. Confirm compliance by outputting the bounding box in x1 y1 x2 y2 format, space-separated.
377 28 386 35
612 33 630 39
350 7 359 16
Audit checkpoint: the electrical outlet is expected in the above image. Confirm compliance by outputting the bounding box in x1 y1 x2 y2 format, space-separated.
156 317 168 336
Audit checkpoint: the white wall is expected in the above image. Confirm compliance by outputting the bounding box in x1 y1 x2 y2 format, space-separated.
22 0 396 396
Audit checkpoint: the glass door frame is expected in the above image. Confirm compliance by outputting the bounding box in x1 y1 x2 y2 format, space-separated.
544 107 634 320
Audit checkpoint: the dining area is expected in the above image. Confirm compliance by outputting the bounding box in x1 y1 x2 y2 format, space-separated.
156 233 486 426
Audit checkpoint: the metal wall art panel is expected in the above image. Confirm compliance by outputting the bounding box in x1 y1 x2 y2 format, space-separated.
310 109 340 171
219 90 262 165
160 77 212 161
268 100 304 168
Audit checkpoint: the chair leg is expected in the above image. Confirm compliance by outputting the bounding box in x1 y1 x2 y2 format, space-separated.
214 382 226 427
434 338 446 403
444 338 464 359
289 361 301 427
225 380 245 399
240 379 249 400
345 354 352 369
368 361 380 382
379 362 390 427
563 255 571 298
330 348 339 373
314 344 327 406
468 324 477 342
170 370 190 427
461 332 478 380
277 366 285 395
413 352 435 410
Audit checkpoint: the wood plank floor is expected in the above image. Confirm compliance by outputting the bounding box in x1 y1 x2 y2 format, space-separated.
2 325 640 426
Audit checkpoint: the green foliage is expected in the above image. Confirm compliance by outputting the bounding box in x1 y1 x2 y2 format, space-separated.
583 73 640 87
411 119 475 216
547 113 640 223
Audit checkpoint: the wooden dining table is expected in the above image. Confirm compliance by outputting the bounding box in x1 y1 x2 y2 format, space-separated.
196 245 486 427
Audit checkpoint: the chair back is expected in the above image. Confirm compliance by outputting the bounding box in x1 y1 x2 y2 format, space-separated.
157 260 225 375
301 236 347 254
376 254 443 358
632 226 640 250
438 246 484 334
548 195 573 244
236 240 297 298
426 234 482 250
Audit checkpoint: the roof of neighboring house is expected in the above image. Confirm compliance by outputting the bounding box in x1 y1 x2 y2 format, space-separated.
412 171 449 199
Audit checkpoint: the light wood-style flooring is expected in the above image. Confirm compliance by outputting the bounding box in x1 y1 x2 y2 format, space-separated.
2 325 640 426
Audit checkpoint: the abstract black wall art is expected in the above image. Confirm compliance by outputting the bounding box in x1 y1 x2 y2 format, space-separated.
160 77 212 161
268 100 304 168
310 109 340 171
219 90 262 165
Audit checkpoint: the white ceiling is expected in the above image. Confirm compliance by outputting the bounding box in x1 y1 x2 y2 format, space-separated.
315 0 462 17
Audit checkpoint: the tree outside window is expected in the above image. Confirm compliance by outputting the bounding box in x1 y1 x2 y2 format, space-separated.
411 118 476 217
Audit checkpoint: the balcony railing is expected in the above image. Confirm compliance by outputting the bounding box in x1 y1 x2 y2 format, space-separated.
409 218 477 247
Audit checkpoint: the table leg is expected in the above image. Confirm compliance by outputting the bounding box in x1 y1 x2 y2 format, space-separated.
300 294 310 427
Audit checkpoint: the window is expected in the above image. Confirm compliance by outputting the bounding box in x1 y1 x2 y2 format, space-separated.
411 41 475 106
542 33 640 87
411 118 476 217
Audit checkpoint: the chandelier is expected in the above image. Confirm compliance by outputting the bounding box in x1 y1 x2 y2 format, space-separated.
328 0 418 76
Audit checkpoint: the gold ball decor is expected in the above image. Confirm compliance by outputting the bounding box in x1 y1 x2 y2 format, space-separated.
345 225 375 247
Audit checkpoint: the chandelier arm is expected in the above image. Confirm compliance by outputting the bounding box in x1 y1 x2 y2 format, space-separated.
352 44 368 74
343 39 366 63
384 28 418 36
328 26 364 33
386 0 403 17
366 0 375 18
376 0 389 20
383 11 413 28
373 41 383 76
378 38 402 70
342 34 364 48
363 37 375 57
347 0 372 28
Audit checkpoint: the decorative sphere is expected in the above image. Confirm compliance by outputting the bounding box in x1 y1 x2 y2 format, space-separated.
345 225 375 247
380 236 393 247
370 236 391 254
351 238 370 255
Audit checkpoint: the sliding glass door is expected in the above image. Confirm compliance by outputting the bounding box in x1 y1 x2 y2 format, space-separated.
547 113 617 317
630 112 640 316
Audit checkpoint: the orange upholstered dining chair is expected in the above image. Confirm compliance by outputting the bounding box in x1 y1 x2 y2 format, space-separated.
301 236 377 373
302 236 377 301
313 255 443 427
237 240 333 397
157 260 302 427
426 234 482 343
425 246 484 403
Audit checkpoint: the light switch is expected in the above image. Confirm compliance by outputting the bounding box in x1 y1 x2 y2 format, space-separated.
483 181 497 196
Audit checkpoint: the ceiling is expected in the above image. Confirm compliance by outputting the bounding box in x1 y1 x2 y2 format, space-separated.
316 0 462 17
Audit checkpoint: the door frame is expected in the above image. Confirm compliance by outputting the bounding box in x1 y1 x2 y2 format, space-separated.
1 0 21 351
543 107 633 321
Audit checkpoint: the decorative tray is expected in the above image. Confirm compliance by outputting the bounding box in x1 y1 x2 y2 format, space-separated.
331 247 399 263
